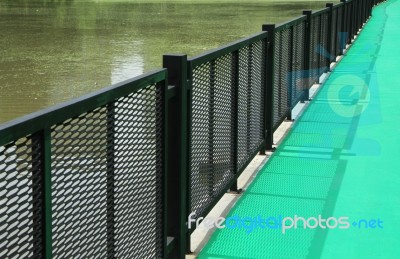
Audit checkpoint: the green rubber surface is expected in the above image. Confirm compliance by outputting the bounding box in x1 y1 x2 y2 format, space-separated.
198 1 400 258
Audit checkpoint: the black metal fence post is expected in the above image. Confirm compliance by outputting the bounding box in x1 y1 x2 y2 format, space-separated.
365 0 368 22
317 14 323 80
361 0 364 25
360 0 362 27
368 0 371 16
363 0 366 25
326 3 334 71
287 26 294 121
230 50 240 190
354 0 361 30
163 54 189 259
207 60 216 199
106 103 116 259
302 10 312 101
262 24 275 150
260 36 269 155
362 0 366 24
368 0 371 17
349 0 354 42
354 0 359 31
369 0 372 18
354 0 357 36
360 0 363 28
340 0 347 54
32 129 52 259
357 0 365 29
347 0 352 42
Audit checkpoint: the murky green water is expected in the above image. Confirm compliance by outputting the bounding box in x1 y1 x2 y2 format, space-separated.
0 0 332 123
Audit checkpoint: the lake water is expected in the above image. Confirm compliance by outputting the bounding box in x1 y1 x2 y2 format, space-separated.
0 0 332 123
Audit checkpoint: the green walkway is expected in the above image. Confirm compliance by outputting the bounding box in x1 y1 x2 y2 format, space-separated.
198 0 400 258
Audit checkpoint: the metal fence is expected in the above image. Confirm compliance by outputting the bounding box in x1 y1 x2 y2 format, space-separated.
0 0 384 258
262 0 378 137
266 16 308 130
0 70 167 259
187 32 267 226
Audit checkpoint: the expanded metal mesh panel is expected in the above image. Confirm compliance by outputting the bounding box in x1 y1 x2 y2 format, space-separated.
273 29 291 129
237 41 265 170
0 137 41 258
50 83 164 258
320 13 329 73
190 54 235 217
113 84 164 259
310 15 320 85
51 108 108 258
291 22 306 108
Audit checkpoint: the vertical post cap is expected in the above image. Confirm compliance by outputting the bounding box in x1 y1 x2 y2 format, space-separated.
262 24 275 32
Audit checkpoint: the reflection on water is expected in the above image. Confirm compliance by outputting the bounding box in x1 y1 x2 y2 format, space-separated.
0 0 332 123
111 40 144 84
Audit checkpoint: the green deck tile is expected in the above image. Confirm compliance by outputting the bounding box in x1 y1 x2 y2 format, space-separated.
199 0 400 258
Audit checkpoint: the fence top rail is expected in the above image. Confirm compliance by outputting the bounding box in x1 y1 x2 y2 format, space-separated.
332 2 345 9
312 7 330 17
275 15 307 32
0 69 167 146
188 31 267 68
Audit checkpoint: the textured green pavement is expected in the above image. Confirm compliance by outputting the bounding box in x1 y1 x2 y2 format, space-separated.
198 0 400 258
